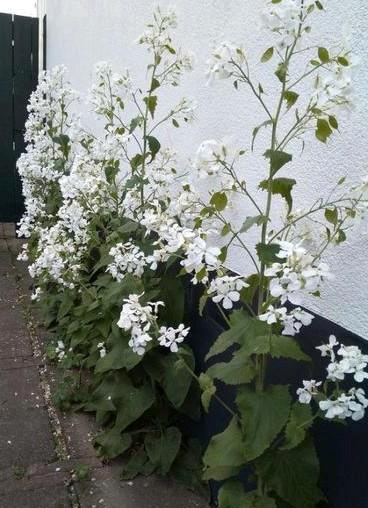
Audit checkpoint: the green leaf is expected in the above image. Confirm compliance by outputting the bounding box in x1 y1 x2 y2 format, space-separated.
236 385 292 461
256 243 281 264
261 47 274 63
275 63 287 83
219 482 277 508
264 150 292 176
283 91 299 109
328 115 338 129
146 135 161 161
210 191 228 211
162 352 194 408
315 118 333 143
94 429 132 459
270 336 311 362
205 311 271 361
336 229 346 244
159 275 185 325
259 178 296 213
199 293 208 316
113 374 155 431
150 77 160 92
221 223 231 236
281 403 313 450
207 350 255 385
198 373 216 412
95 337 142 374
256 439 324 508
143 95 158 118
203 417 245 480
145 427 182 475
318 47 330 63
252 120 273 151
121 449 155 479
324 207 338 226
315 1 324 10
129 116 143 133
338 56 349 67
239 215 265 234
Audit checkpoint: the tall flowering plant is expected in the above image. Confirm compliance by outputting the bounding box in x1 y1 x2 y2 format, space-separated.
18 9 206 484
176 1 366 506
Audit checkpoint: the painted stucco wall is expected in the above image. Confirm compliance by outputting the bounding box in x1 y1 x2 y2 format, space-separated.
45 0 368 339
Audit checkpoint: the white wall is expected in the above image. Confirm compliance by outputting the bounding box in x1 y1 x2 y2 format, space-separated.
0 0 37 16
46 0 368 339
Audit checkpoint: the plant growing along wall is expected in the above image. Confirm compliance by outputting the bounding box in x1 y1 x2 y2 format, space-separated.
17 1 368 507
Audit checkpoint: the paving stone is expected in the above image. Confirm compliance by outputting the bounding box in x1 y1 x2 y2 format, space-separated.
0 364 45 411
76 463 209 508
0 273 18 304
0 306 32 359
0 406 56 469
0 484 71 508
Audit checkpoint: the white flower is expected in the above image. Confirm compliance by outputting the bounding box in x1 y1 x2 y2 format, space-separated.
193 140 229 179
259 305 288 325
180 236 221 277
319 388 368 421
297 379 322 404
259 305 313 336
97 342 107 358
261 0 314 50
107 241 148 281
206 41 246 82
208 275 248 310
158 324 190 352
117 293 164 356
316 334 339 360
265 241 332 306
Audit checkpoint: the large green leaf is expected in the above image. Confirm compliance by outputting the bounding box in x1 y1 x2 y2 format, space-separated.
219 482 277 508
259 178 296 214
144 427 182 474
270 336 310 362
94 428 132 459
256 439 324 508
281 403 313 450
264 150 292 175
94 336 142 373
205 311 270 361
113 374 155 431
203 417 245 480
236 385 292 461
207 350 256 385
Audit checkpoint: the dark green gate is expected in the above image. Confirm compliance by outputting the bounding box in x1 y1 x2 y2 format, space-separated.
0 13 39 222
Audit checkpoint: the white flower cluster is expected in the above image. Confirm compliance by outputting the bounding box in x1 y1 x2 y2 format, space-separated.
206 42 246 82
208 275 248 310
261 0 314 50
297 335 368 421
259 305 314 336
313 56 354 111
137 6 194 85
107 241 149 281
55 340 66 361
317 335 368 383
97 342 107 358
259 241 331 335
17 65 79 242
265 241 332 305
89 61 132 116
117 293 190 355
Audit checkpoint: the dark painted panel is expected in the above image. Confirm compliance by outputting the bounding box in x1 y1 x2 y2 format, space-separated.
0 13 12 78
186 280 368 508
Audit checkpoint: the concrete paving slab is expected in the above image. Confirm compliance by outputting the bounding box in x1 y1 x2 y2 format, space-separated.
0 484 71 508
75 463 209 508
0 306 33 359
0 365 45 411
0 407 56 469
